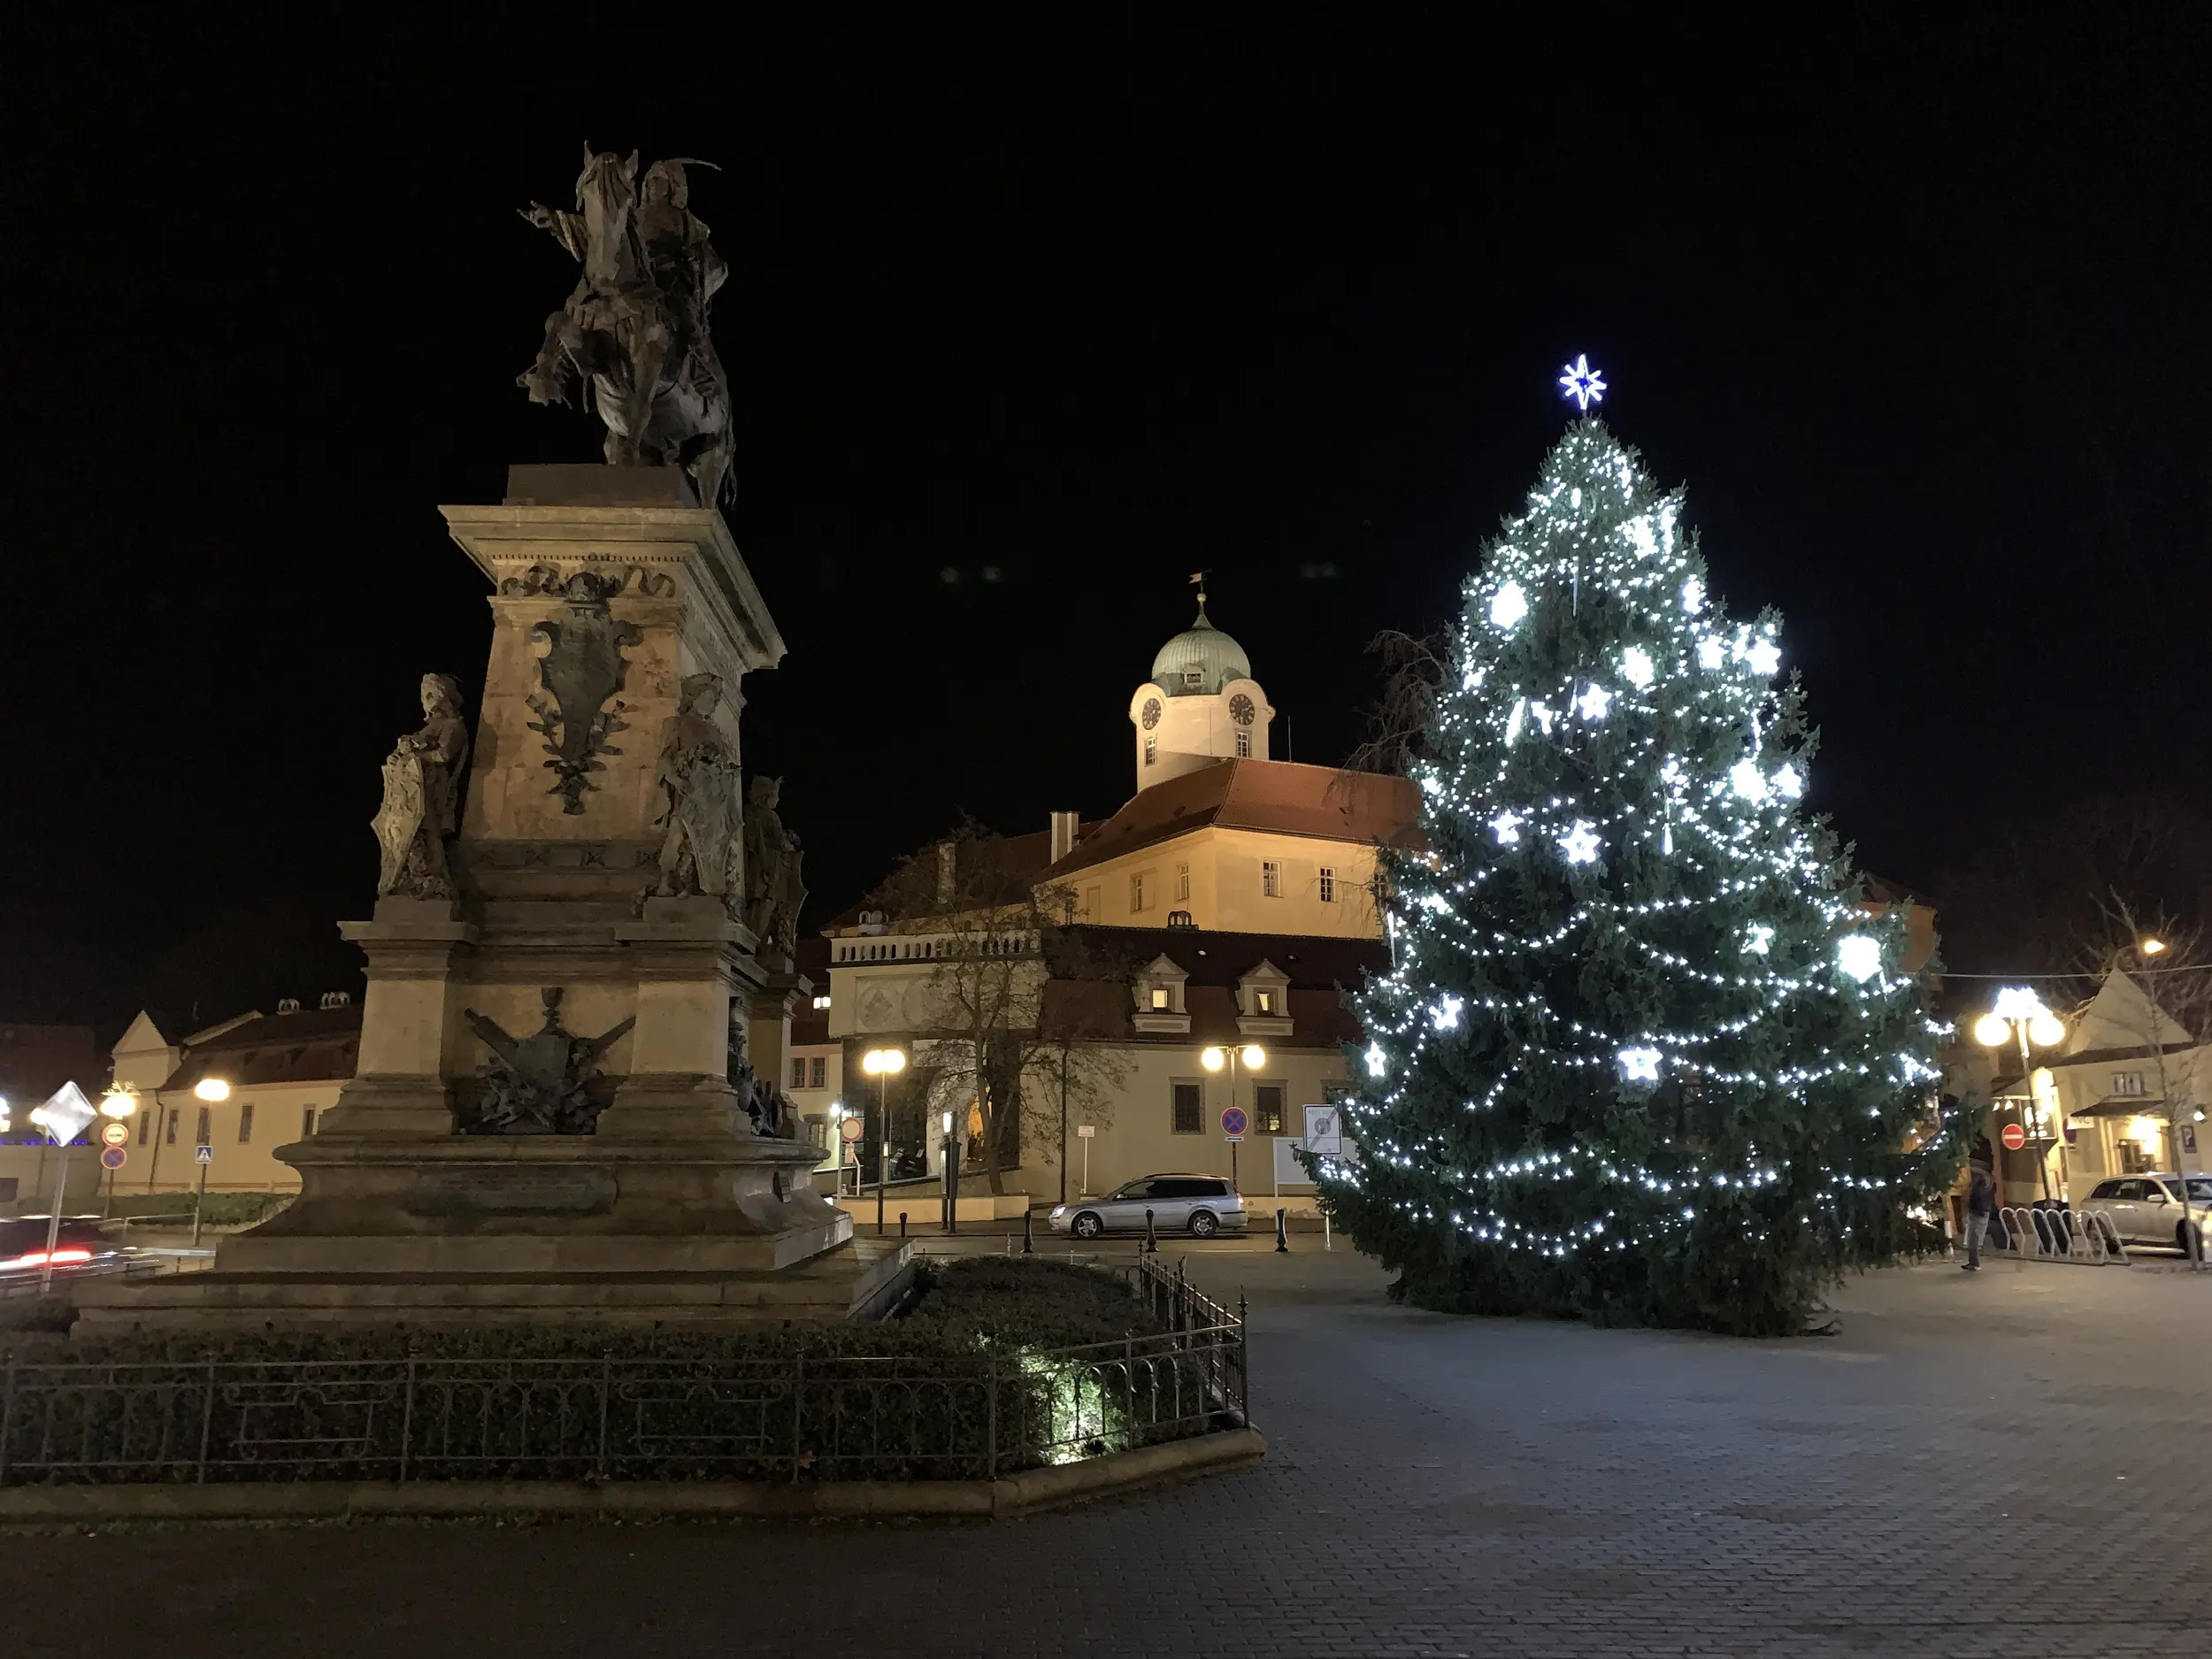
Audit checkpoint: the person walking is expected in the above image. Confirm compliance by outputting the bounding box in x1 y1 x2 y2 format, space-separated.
1962 1151 1997 1271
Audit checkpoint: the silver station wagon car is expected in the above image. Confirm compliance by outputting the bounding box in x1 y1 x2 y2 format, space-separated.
1048 1174 1250 1240
2080 1173 2212 1254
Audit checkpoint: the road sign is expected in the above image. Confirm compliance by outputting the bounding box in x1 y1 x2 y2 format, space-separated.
100 1121 131 1148
838 1117 864 1143
1220 1106 1248 1137
1075 1124 1095 1140
100 1146 127 1171
2000 1123 2027 1152
195 1143 214 1164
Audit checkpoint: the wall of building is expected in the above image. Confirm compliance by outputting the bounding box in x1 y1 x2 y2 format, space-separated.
127 1084 331 1195
1067 826 1382 939
1037 1041 1350 1201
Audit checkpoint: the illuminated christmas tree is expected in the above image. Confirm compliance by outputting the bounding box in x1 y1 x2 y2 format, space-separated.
1317 409 1958 1334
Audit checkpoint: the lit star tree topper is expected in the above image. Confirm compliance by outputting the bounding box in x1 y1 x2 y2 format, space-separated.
1311 420 1961 1336
1559 353 1607 411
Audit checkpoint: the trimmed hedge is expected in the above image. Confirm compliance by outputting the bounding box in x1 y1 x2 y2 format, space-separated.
0 1257 1165 1366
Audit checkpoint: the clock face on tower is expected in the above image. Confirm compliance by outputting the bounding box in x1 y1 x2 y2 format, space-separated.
1229 694 1256 726
1141 697 1163 730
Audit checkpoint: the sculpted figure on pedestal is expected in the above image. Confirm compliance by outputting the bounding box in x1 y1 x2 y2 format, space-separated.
518 147 733 506
373 674 472 898
463 987 637 1135
743 776 807 958
652 672 742 902
727 1014 795 1140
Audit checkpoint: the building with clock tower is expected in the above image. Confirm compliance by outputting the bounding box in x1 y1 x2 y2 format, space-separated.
1127 584 1274 788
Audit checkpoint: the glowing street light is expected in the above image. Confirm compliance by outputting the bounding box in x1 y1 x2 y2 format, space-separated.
194 1077 232 1102
860 1048 907 1236
99 1084 139 1119
2141 936 2169 956
1976 987 2066 1200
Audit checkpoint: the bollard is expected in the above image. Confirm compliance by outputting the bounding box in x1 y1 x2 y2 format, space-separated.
1275 1207 1289 1253
1143 1207 1159 1256
1023 1210 1034 1254
899 1211 908 1240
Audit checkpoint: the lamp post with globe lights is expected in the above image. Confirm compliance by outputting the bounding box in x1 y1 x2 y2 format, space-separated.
860 1048 906 1236
188 1076 231 1246
1201 1043 1265 1193
1974 987 2068 1202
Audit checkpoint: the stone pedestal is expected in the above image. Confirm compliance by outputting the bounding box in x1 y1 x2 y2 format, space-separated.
78 468 876 1331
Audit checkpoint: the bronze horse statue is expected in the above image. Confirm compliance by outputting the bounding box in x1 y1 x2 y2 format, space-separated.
519 147 734 505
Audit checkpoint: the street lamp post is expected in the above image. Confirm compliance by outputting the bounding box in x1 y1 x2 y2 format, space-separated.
1974 987 2068 1203
1201 1042 1266 1194
190 1076 231 1247
860 1048 907 1237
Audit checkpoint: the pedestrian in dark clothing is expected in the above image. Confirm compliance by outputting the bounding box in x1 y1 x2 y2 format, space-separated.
1962 1156 1997 1271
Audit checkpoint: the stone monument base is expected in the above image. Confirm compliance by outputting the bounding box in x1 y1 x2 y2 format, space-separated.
73 1125 905 1332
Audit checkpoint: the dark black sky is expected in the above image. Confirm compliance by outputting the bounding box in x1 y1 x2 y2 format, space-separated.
4 10 2207 1032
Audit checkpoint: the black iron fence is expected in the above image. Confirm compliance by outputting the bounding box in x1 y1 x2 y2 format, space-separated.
0 1258 1248 1486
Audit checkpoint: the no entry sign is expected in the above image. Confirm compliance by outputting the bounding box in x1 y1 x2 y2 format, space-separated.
2000 1123 2028 1152
100 1121 130 1148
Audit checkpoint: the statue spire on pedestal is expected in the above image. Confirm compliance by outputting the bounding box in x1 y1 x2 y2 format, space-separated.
518 146 734 506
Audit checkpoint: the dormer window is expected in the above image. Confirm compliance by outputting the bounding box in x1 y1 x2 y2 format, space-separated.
1256 989 1276 1015
1183 668 1204 690
1151 987 1171 1011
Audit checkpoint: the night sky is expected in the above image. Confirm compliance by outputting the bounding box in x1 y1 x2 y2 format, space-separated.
5 12 2207 1033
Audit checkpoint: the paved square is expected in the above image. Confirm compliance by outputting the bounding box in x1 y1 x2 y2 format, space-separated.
6 1245 2211 1656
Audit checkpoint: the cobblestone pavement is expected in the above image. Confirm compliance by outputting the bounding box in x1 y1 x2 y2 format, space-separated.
8 1248 2212 1657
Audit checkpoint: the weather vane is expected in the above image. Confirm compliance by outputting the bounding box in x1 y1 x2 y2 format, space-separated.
1558 354 1607 412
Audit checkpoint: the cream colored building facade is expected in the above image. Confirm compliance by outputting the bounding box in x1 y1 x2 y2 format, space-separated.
1991 971 2211 1205
818 597 1416 1206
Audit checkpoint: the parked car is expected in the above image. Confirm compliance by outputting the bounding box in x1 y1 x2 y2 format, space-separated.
0 1217 125 1286
2079 1173 2212 1254
1048 1174 1249 1240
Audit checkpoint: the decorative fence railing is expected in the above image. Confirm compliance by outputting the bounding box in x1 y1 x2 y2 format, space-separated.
0 1259 1248 1487
1990 1205 2127 1265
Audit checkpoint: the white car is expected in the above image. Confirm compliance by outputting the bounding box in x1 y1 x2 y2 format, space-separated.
2080 1173 2212 1254
1048 1174 1249 1240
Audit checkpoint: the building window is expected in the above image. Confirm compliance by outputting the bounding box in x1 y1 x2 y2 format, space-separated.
1084 886 1101 918
302 1107 318 1137
1253 1083 1286 1134
164 1109 177 1146
812 994 831 1010
137 1110 150 1146
810 1056 827 1090
1256 988 1276 1015
1171 1081 1203 1133
1235 729 1250 758
1175 863 1190 901
1318 866 1336 903
195 1106 211 1147
2113 1071 2147 1096
791 1058 807 1090
1131 872 1151 912
1150 986 1171 1010
1143 735 1156 766
1261 860 1280 897
1182 669 1204 690
237 1102 254 1144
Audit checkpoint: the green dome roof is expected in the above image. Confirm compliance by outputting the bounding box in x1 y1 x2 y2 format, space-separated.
1150 603 1252 697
